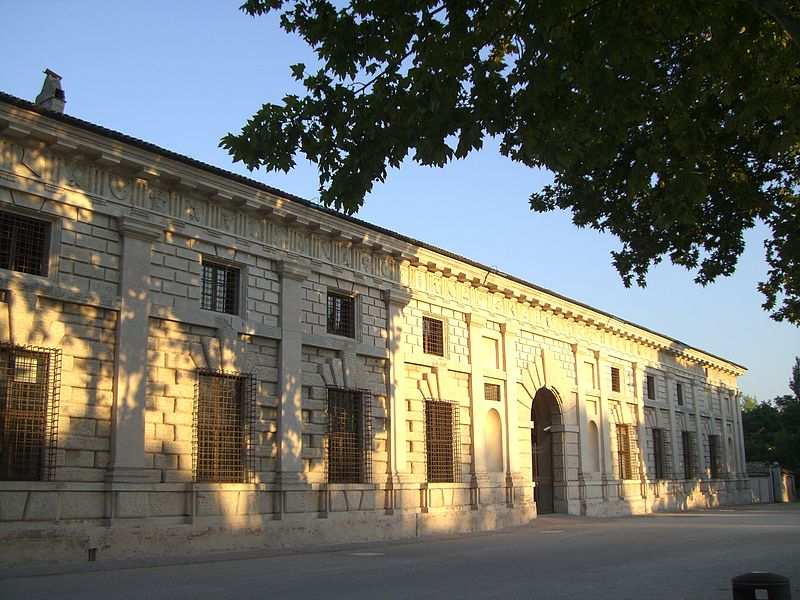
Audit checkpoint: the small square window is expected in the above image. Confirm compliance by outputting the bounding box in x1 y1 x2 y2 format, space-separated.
646 375 655 401
327 292 355 338
0 211 50 276
484 383 501 402
610 367 621 393
423 316 444 356
201 260 239 315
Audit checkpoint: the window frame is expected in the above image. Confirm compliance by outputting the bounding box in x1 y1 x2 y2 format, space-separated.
708 434 722 479
0 343 62 482
193 369 256 483
610 366 621 394
651 427 668 480
200 258 242 316
646 374 656 401
325 388 373 484
681 430 696 479
676 382 684 406
422 315 445 357
326 290 357 339
615 423 637 480
484 382 501 402
424 398 461 484
0 207 60 282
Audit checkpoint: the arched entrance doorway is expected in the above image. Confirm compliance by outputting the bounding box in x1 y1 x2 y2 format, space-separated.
531 387 564 514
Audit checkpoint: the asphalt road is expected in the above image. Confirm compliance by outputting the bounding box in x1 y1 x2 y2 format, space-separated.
1 504 798 600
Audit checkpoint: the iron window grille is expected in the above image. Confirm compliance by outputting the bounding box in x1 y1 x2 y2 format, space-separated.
709 434 722 479
201 260 240 315
681 431 696 479
424 399 461 483
326 292 355 338
0 211 50 276
0 343 61 481
193 370 256 483
676 382 684 406
422 316 444 356
325 388 372 484
484 383 501 402
652 428 669 480
646 375 655 401
610 367 621 393
615 424 639 480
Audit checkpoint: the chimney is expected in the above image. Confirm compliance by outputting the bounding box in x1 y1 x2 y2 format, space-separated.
35 69 66 113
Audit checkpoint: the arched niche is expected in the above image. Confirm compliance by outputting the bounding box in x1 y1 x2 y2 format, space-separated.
486 408 504 473
588 420 601 473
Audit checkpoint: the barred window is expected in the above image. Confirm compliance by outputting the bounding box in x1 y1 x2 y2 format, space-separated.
327 389 372 484
615 424 640 480
194 370 255 483
676 382 684 406
646 375 655 401
681 431 696 479
610 367 621 393
201 260 239 315
709 434 722 479
652 428 668 480
484 383 501 402
0 211 50 276
424 399 461 483
422 316 444 356
0 344 61 481
326 292 355 338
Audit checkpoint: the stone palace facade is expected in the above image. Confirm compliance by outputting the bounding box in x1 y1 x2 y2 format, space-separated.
0 79 751 563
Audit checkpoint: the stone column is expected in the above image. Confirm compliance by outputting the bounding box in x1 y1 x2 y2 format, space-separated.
384 287 411 498
466 313 488 504
665 372 681 479
692 380 706 479
501 322 520 505
277 260 309 488
106 213 162 483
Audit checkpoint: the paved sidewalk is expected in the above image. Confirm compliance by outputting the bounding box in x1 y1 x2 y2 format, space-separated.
1 504 798 600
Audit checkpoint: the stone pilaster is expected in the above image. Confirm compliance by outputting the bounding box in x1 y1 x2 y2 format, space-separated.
501 322 520 505
277 260 309 489
596 351 614 491
106 213 162 483
665 372 681 479
466 312 488 505
632 362 649 497
692 380 706 479
733 391 748 478
384 287 411 492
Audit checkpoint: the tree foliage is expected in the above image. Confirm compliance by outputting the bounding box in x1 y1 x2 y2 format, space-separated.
742 356 800 469
222 0 800 323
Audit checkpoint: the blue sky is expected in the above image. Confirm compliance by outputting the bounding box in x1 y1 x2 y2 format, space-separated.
1 1 797 400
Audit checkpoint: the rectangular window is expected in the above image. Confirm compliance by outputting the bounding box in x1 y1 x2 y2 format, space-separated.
194 370 255 483
0 344 61 481
676 382 684 406
422 316 444 356
652 428 668 480
646 375 655 401
326 292 355 338
327 389 372 484
201 260 239 315
681 430 695 479
616 424 636 480
424 399 460 483
0 211 50 276
610 367 621 393
484 383 501 402
709 434 722 479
